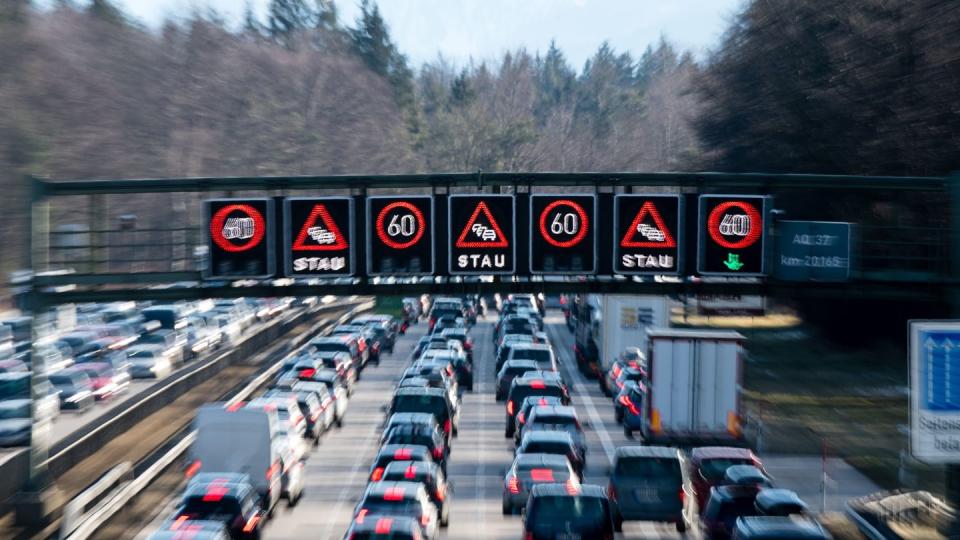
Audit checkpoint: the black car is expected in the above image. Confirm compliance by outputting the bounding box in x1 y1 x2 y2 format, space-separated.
495 360 539 401
380 423 449 471
732 516 832 540
388 387 458 442
341 515 423 540
515 430 584 478
505 377 570 437
47 371 95 411
170 473 265 540
523 484 616 540
608 445 691 532
368 444 433 482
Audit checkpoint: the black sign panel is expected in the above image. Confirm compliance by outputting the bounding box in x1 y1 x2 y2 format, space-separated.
613 194 682 275
698 195 770 276
448 194 515 275
205 199 275 279
284 197 354 277
530 194 597 274
367 196 434 276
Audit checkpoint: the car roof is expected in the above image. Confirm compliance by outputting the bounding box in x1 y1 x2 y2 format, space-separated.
521 431 575 444
511 377 563 388
387 412 437 424
393 387 447 397
615 445 680 460
529 405 577 418
514 453 571 467
383 460 440 477
511 343 552 351
692 446 756 460
364 481 425 498
734 516 830 539
376 444 431 457
530 483 607 498
725 465 769 484
755 489 807 510
503 359 539 368
185 474 253 498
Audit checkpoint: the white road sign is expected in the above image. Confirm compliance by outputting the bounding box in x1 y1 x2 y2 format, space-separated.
910 320 960 463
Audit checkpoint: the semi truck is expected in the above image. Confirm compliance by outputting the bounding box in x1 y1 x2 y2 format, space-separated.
572 294 670 378
635 328 745 445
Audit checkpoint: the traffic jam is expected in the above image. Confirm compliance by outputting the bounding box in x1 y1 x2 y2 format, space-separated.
141 293 832 540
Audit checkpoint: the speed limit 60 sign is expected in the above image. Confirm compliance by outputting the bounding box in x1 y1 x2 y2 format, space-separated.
204 199 275 279
367 196 434 275
698 195 771 276
530 194 597 274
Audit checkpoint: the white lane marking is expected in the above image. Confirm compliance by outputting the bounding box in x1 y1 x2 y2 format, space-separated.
545 318 617 463
474 322 489 539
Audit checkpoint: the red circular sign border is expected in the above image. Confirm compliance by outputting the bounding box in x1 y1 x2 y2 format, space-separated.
376 201 426 250
209 204 266 253
707 200 763 250
538 199 590 248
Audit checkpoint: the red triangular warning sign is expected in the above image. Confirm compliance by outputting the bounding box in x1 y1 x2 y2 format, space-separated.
620 201 676 248
292 204 349 251
455 201 509 248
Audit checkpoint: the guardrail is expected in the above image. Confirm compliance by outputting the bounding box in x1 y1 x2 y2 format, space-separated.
61 299 373 539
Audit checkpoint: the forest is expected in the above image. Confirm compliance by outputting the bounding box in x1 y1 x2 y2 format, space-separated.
0 0 958 279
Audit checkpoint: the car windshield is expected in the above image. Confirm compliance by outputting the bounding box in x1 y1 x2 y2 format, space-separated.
312 342 349 353
528 496 608 530
615 457 681 479
393 395 446 416
181 496 242 518
0 402 30 419
700 458 755 482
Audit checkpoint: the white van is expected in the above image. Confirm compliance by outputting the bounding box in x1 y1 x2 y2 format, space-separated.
189 404 284 513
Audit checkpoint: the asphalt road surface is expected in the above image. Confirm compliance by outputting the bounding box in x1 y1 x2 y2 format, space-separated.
140 311 880 539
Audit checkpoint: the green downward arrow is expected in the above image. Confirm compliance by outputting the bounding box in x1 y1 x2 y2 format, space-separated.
723 253 745 271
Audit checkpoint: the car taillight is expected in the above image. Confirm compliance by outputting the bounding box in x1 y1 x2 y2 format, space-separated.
432 447 444 460
242 515 261 532
517 412 526 425
506 401 515 415
565 479 579 495
530 469 554 482
371 467 384 481
443 419 452 433
435 486 445 501
355 508 368 524
525 534 533 540
185 460 202 478
299 368 316 378
507 476 520 494
420 514 430 527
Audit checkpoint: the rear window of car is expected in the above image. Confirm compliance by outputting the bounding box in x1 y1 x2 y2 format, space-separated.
360 500 421 516
511 349 553 363
700 458 754 482
716 497 757 522
181 496 242 517
312 342 349 353
615 457 682 479
386 433 431 447
525 442 570 455
393 395 448 415
510 384 564 404
350 531 417 540
531 414 578 427
527 496 608 529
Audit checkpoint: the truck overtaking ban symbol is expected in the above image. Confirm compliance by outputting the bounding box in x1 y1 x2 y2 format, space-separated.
210 204 265 252
707 200 763 249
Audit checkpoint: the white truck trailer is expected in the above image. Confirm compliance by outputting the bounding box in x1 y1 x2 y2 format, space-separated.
639 328 745 445
573 294 670 378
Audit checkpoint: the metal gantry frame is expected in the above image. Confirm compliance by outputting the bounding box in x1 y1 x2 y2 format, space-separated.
13 171 960 526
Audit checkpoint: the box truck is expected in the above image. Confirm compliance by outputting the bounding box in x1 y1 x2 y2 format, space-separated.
573 294 670 378
636 328 745 445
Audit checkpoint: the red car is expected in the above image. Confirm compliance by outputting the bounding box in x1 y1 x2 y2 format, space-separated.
690 446 764 512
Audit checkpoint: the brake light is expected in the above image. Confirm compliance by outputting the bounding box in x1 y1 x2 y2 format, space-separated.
355 508 368 524
566 479 579 495
371 467 384 481
267 461 281 481
517 412 525 425
530 469 554 482
444 419 452 433
525 534 534 540
170 515 189 530
375 518 393 534
432 447 444 460
420 514 430 527
507 401 515 415
530 379 545 389
185 460 202 478
435 486 445 501
395 448 413 459
464 342 472 350
405 465 418 479
226 401 243 412
384 487 405 501
507 476 520 494
203 484 228 502
299 368 316 378
612 364 621 378
242 514 261 533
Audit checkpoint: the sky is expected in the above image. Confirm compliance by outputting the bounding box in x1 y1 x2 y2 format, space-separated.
92 0 745 69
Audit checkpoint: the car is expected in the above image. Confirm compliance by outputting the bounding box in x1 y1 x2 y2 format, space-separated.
732 516 833 540
291 371 348 426
692 446 765 511
505 377 570 437
439 328 472 362
514 396 565 443
386 388 458 443
618 381 646 437
494 315 534 344
135 329 187 367
278 381 337 434
522 406 586 461
148 519 230 540
722 465 774 490
168 473 265 540
608 445 692 532
380 424 449 471
381 461 451 527
754 489 809 517
341 515 424 540
522 484 616 540
398 376 432 390
126 345 174 379
305 351 357 394
65 362 130 400
245 398 309 463
369 445 434 482
308 335 365 374
352 481 439 539
611 366 645 401
0 372 59 422
703 485 764 540
601 347 645 396
495 360 540 401
47 371 96 411
515 430 584 479
263 389 325 445
506 343 557 372
493 338 532 373
407 361 460 405
0 399 33 447
332 326 381 365
502 453 579 515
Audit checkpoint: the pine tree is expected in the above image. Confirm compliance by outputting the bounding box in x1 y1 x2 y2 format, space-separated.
267 0 316 42
88 0 125 25
534 40 575 123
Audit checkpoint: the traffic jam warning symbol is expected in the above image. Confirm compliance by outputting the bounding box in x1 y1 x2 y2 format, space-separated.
367 196 434 275
448 195 514 274
530 194 596 274
698 195 770 276
285 197 354 277
614 195 682 275
204 199 275 279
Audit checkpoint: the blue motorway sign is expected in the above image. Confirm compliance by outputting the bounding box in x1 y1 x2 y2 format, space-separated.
910 321 960 463
775 221 852 281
